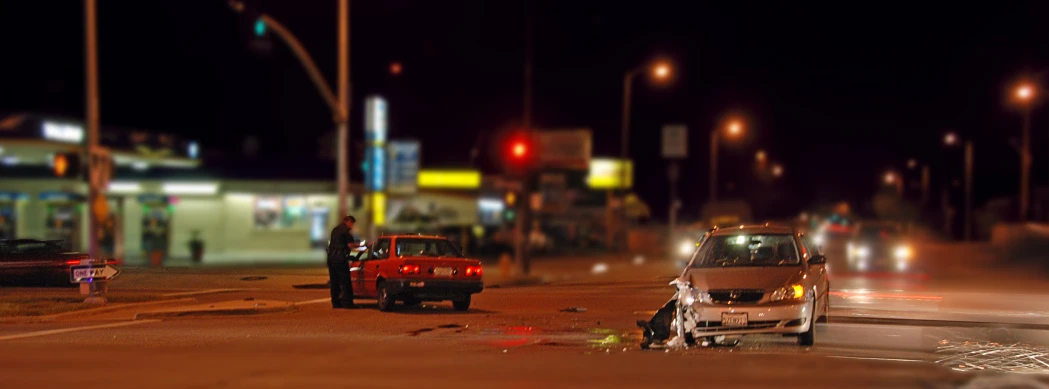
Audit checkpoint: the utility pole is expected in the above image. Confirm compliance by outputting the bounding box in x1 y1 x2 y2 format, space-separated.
85 0 100 262
1021 106 1031 221
337 0 351 220
84 0 107 304
229 0 351 219
920 165 930 207
515 0 534 276
709 129 719 202
964 140 974 241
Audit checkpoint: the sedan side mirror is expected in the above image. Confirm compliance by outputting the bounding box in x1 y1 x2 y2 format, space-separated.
808 254 827 265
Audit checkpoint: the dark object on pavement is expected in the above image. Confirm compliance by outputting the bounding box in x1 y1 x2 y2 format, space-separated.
560 307 588 313
292 283 330 289
637 300 677 349
408 328 435 336
240 276 267 281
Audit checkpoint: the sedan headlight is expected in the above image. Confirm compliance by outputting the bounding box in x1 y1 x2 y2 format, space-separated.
853 246 870 258
813 234 824 245
769 284 805 302
894 245 912 260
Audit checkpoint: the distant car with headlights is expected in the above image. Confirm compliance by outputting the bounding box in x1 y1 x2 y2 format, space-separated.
638 225 830 348
350 234 483 312
845 221 913 272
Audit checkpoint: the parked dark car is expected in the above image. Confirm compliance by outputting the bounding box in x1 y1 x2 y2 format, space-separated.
0 239 113 286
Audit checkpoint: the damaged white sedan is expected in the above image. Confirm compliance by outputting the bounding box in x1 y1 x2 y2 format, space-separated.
638 225 829 348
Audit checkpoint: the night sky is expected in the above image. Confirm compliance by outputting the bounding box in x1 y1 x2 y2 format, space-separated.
2 1 1048 219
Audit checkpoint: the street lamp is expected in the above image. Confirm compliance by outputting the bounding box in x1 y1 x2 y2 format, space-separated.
884 170 903 198
621 59 673 179
613 59 673 248
944 132 974 241
771 163 784 178
1014 82 1036 221
943 132 958 146
709 118 745 202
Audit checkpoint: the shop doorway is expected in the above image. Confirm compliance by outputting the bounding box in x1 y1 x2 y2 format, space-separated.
140 199 172 258
0 202 16 240
309 207 330 249
45 204 81 250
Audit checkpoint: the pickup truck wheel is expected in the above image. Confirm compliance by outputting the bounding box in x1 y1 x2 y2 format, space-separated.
377 281 395 312
452 296 471 311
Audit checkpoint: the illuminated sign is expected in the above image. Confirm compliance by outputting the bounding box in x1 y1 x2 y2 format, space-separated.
372 192 386 225
417 170 481 189
387 141 420 194
364 96 388 144
365 147 386 191
41 121 85 144
107 182 142 194
586 158 633 189
162 182 219 195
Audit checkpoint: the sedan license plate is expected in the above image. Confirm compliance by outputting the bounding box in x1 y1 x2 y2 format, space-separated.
722 313 748 327
433 267 453 277
409 281 426 287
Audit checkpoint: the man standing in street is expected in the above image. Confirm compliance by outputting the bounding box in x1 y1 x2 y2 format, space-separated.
327 215 358 309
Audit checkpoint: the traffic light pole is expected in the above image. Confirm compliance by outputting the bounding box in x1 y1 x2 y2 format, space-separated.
84 0 106 305
229 1 351 218
515 0 534 277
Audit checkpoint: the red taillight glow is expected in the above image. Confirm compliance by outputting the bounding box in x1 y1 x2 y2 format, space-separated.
398 264 421 275
65 259 81 266
465 266 483 276
106 259 118 265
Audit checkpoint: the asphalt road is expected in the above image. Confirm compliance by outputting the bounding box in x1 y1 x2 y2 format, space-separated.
2 244 1049 388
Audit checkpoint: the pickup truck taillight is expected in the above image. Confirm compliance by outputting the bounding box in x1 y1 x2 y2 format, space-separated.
398 264 421 275
465 265 482 276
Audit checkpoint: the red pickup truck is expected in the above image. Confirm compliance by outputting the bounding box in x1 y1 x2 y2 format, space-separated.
350 234 484 312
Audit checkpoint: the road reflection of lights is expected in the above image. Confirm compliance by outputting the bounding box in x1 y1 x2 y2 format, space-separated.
937 341 1049 374
857 260 869 272
591 263 609 274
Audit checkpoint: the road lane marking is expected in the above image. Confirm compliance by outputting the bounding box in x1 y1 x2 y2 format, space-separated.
826 355 924 363
162 289 254 297
294 298 332 306
0 320 160 341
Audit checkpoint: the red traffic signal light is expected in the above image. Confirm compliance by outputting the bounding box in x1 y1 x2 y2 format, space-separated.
511 140 529 159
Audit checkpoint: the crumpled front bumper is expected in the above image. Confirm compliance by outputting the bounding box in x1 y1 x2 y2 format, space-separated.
637 296 812 348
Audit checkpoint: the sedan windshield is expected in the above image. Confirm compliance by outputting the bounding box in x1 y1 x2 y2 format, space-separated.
395 238 464 258
692 234 801 268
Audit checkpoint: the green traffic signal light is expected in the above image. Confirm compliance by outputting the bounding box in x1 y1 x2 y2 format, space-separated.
254 19 266 37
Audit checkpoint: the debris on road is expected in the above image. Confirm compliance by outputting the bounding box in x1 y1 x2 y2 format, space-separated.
408 328 435 336
239 276 268 281
560 307 588 313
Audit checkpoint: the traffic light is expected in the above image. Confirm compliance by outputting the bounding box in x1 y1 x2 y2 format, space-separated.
52 152 81 178
501 132 537 176
254 18 266 37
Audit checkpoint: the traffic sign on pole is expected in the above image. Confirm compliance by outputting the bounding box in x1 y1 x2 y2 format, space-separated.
70 264 120 283
88 146 112 191
662 124 688 159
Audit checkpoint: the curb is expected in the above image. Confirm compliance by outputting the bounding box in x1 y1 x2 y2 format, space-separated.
133 301 297 320
0 297 197 323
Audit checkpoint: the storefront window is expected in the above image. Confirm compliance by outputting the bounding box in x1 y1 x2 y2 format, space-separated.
253 195 310 230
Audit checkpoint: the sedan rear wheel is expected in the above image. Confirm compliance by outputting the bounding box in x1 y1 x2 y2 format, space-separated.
452 295 471 311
